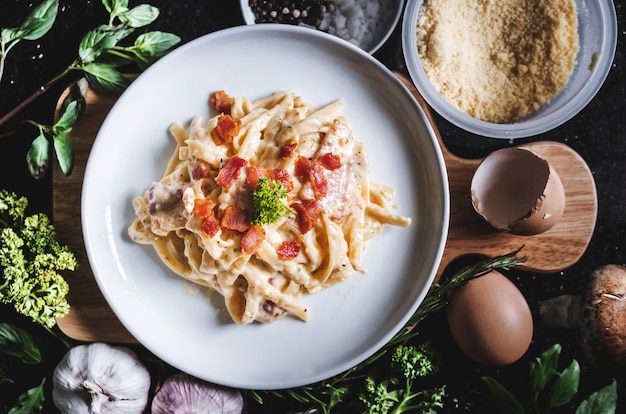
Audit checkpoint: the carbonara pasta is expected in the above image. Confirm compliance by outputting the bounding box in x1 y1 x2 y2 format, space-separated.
128 91 411 324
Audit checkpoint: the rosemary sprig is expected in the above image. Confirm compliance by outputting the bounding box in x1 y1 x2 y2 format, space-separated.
249 247 527 412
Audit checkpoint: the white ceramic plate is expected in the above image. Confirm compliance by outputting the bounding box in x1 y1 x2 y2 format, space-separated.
82 24 449 390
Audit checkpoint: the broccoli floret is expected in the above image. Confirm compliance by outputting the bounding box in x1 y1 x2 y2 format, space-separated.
250 177 292 225
0 190 77 328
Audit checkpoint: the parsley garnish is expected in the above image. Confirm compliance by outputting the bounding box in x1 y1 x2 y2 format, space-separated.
250 177 292 225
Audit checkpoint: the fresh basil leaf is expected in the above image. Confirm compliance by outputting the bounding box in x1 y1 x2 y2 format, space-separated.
8 378 45 414
131 31 181 69
1 28 21 45
53 132 74 176
16 0 58 41
54 100 81 133
78 25 116 63
119 4 159 28
103 0 129 16
78 24 131 63
135 31 181 57
482 376 525 414
82 62 130 94
575 380 617 414
26 134 50 179
530 343 561 393
550 359 580 408
0 323 41 365
59 78 88 122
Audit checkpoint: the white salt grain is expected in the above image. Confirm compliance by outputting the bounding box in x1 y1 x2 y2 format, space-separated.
319 0 396 52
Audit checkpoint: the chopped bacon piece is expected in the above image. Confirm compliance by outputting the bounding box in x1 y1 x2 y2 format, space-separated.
291 199 320 234
201 216 220 237
191 161 211 180
277 240 301 260
246 165 267 188
308 162 328 198
211 114 241 145
294 156 311 178
269 168 293 192
217 156 247 189
193 199 220 237
209 90 235 115
279 143 297 158
241 225 265 254
221 206 251 233
193 198 215 220
318 152 341 170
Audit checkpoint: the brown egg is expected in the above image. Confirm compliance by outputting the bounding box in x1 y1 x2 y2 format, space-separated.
446 270 533 366
471 147 565 235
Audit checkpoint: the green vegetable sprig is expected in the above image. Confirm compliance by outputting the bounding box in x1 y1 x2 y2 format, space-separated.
251 177 293 225
0 0 181 178
0 323 46 413
359 343 445 413
249 248 527 413
0 189 78 329
483 344 618 414
0 0 58 83
26 80 87 178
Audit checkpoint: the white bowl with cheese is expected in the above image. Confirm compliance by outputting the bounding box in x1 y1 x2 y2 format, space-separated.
402 0 618 139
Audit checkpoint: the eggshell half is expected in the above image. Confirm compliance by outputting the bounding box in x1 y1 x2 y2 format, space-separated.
446 270 533 366
471 147 565 235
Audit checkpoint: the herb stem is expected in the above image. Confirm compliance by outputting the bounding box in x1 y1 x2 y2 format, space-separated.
0 65 74 129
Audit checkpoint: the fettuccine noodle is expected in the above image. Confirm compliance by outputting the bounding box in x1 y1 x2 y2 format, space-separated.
129 91 411 324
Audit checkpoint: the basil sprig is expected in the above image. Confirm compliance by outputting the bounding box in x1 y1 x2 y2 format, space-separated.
0 0 59 82
0 0 181 178
483 344 618 414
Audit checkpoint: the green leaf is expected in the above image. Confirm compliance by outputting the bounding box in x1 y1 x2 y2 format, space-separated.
8 378 45 414
2 28 21 46
135 31 181 57
53 100 81 133
26 134 50 179
16 0 59 41
81 62 130 94
482 376 525 414
59 78 88 123
53 132 74 176
103 0 129 15
119 4 159 28
0 323 41 365
575 380 617 414
78 24 131 63
530 343 561 393
131 31 181 69
550 359 580 407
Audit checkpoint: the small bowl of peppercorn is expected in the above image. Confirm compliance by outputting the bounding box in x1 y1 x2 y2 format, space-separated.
402 0 618 139
241 0 404 55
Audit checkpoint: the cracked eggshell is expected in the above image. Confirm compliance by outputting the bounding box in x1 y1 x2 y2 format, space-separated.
471 147 565 235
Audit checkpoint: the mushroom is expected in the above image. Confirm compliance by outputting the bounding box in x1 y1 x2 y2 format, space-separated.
538 264 626 368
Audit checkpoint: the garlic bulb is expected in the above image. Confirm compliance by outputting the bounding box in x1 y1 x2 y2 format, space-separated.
151 372 244 414
52 342 151 414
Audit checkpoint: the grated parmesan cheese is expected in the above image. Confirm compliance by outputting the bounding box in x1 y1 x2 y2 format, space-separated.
417 0 579 123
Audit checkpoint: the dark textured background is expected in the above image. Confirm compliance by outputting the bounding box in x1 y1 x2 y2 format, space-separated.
0 1 624 412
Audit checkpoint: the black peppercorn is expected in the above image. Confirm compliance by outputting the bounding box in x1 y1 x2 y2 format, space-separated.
248 0 336 28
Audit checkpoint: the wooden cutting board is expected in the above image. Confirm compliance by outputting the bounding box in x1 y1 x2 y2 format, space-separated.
52 75 597 343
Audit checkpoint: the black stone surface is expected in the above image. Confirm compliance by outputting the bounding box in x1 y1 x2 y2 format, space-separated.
1 1 624 412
